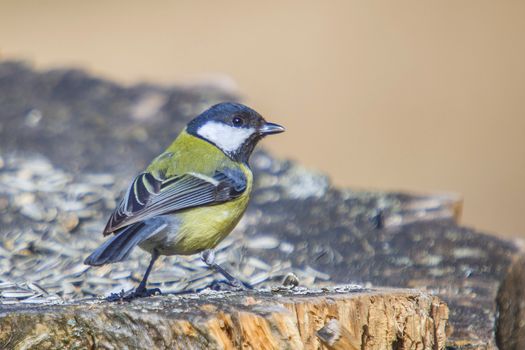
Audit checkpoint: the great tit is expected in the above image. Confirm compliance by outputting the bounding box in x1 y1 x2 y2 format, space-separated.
84 102 284 298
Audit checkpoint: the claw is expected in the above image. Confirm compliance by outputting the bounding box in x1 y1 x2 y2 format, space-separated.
106 287 162 302
208 279 253 291
134 287 162 298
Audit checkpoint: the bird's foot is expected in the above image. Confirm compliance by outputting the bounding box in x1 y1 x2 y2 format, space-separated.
133 287 162 298
106 287 162 302
200 250 253 291
208 278 253 291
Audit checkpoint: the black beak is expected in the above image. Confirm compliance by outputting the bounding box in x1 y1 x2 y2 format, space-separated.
260 122 285 135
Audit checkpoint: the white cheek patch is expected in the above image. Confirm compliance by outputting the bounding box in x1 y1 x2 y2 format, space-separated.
197 122 255 153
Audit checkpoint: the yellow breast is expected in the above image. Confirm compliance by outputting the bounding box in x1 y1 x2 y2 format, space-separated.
163 164 252 255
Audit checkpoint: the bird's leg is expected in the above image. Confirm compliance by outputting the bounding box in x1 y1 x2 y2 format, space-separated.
133 250 161 297
201 249 251 290
106 251 161 302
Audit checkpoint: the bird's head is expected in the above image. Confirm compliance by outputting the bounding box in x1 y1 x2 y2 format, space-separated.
187 102 285 163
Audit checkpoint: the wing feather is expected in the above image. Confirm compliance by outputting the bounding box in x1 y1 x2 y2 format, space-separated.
103 168 247 235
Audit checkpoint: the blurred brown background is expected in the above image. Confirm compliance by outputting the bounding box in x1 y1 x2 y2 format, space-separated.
1 1 524 237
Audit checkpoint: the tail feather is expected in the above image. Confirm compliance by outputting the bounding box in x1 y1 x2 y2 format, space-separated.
84 220 166 266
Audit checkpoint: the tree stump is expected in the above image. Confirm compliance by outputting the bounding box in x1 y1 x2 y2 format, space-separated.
0 287 448 350
0 61 524 349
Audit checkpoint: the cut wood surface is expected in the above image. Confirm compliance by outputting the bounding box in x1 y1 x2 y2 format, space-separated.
0 286 449 350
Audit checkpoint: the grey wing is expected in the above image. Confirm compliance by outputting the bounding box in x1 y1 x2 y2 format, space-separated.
103 168 247 235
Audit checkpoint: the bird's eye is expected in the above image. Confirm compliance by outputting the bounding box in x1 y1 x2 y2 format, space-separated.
232 116 244 127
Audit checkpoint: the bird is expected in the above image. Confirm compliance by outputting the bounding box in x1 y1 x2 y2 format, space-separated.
84 102 285 298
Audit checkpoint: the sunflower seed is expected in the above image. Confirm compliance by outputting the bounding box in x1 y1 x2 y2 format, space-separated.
246 236 279 250
1 290 36 298
246 257 272 271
